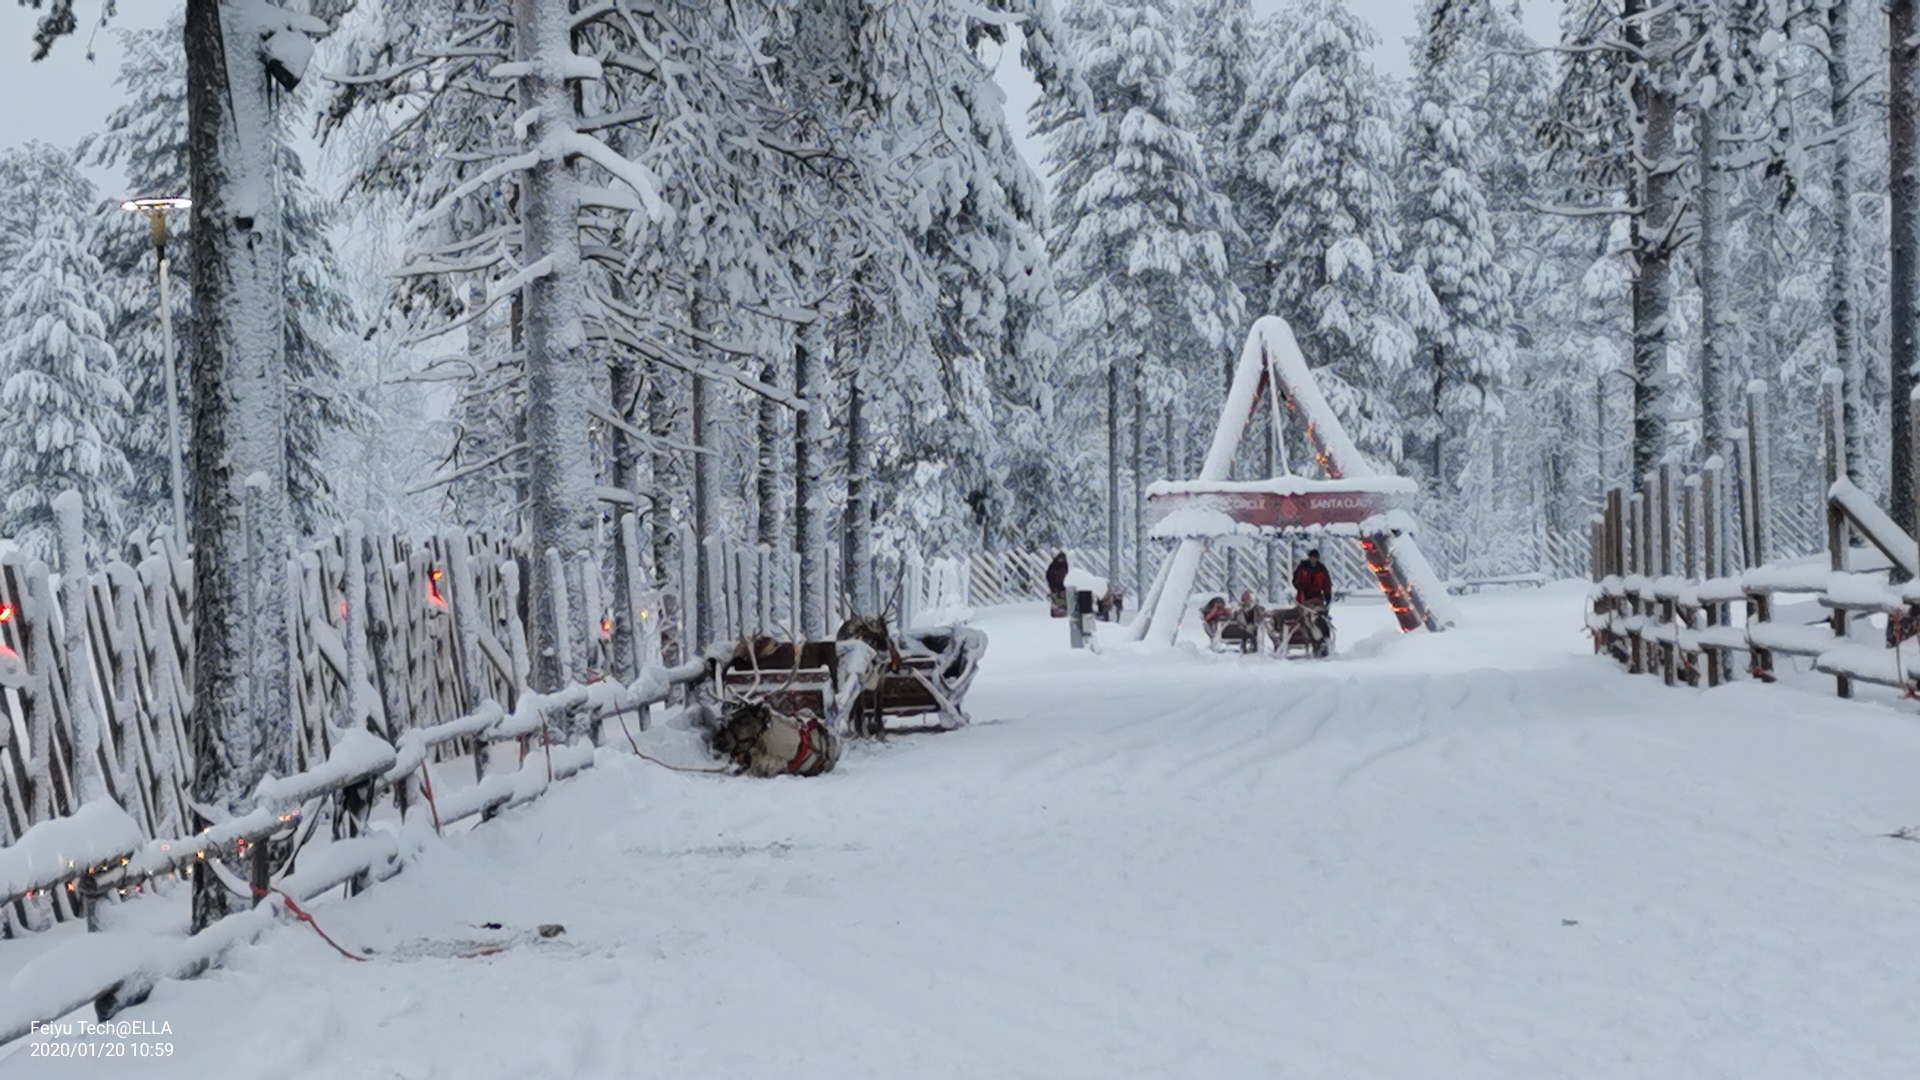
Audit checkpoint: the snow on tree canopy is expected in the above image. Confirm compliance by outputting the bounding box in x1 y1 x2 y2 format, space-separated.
0 143 131 561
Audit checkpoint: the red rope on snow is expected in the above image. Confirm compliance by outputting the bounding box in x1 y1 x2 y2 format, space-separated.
252 885 366 962
417 761 444 837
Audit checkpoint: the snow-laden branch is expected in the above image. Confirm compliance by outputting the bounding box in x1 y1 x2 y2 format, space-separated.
406 442 529 495
556 130 666 221
400 256 554 347
586 404 713 457
1524 199 1643 219
589 314 808 413
405 150 541 234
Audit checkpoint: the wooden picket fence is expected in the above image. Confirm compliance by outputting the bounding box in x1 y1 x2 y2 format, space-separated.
1587 373 1920 698
0 500 711 1039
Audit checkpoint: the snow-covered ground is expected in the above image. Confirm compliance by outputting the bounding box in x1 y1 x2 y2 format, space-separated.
7 583 1920 1078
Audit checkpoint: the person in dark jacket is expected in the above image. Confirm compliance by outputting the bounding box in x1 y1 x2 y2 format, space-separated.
1292 549 1332 607
1046 551 1070 617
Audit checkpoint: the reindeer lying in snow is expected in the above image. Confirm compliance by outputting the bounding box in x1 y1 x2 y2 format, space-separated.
707 697 840 778
700 637 844 777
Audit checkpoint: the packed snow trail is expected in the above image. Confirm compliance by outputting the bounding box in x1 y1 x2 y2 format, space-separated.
8 584 1920 1078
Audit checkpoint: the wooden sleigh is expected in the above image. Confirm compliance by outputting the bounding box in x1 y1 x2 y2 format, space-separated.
707 624 987 738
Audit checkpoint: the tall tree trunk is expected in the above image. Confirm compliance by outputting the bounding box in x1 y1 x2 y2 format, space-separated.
1132 362 1144 599
517 0 597 692
1698 99 1730 463
690 298 712 647
185 1 290 797
1431 344 1445 484
1626 0 1677 478
645 367 677 648
185 0 292 928
757 355 779 548
1830 0 1863 475
793 337 819 635
1892 0 1918 537
608 349 638 679
844 370 870 616
1107 356 1119 582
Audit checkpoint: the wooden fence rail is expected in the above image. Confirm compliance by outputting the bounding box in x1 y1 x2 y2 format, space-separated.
1588 372 1920 699
0 499 707 1042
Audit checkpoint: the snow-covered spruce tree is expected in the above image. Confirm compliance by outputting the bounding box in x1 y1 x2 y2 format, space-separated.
1180 0 1263 326
1036 0 1241 574
1544 0 1690 480
887 0 1077 553
74 21 192 544
1248 0 1427 460
0 143 131 561
1400 0 1516 499
80 15 360 540
329 0 643 682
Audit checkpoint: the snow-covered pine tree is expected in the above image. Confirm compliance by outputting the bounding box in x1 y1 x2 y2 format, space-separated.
1180 0 1262 322
1544 0 1689 480
74 22 191 544
0 143 131 561
1036 0 1241 576
326 0 681 686
1401 0 1516 498
1249 0 1427 460
893 0 1076 553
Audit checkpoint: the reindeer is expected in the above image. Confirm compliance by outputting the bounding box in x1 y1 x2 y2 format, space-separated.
704 632 841 777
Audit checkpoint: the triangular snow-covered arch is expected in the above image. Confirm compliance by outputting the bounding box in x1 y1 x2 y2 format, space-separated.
1128 316 1457 646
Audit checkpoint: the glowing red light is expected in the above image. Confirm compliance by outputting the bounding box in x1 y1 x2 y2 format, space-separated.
426 568 448 609
0 603 12 623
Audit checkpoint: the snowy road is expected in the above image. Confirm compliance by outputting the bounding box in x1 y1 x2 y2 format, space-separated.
9 583 1920 1078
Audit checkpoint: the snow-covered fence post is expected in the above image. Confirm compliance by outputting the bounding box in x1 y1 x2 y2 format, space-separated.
734 544 752 637
1627 490 1645 675
1701 459 1725 685
1744 382 1771 568
757 546 771 638
701 535 723 646
1912 386 1920 578
1822 368 1853 698
580 555 598 672
901 547 922 631
1657 464 1677 685
544 548 574 690
619 513 649 678
54 493 107 806
1681 473 1700 685
785 547 801 638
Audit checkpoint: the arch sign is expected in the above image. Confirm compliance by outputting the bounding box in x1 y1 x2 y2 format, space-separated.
1128 317 1457 646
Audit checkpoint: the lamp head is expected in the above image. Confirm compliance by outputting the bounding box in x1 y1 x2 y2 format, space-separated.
119 196 192 213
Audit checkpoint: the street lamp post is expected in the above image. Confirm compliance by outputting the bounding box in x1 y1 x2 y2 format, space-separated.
120 196 192 556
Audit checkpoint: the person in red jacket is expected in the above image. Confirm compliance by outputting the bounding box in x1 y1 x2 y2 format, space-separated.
1292 549 1332 608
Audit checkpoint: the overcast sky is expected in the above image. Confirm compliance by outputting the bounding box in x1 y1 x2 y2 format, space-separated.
0 0 1563 198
